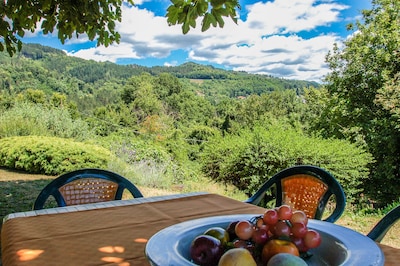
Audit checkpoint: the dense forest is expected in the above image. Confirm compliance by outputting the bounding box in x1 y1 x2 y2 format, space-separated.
1 0 399 214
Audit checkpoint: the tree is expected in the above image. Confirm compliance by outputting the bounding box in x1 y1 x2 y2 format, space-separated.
323 0 400 206
167 0 239 34
0 0 240 56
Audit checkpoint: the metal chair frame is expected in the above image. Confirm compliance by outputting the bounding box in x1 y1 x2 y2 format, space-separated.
244 165 346 223
33 168 143 210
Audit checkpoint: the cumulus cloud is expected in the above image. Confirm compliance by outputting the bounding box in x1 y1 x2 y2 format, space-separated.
65 0 352 82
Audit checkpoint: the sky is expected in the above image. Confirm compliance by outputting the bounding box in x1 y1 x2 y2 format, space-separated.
24 0 372 82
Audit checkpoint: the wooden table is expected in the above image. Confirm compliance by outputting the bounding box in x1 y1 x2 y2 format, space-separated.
1 192 399 265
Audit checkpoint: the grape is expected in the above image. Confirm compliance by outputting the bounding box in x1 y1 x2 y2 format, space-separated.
273 220 291 237
290 210 308 225
263 209 279 225
290 236 309 253
251 228 269 245
304 229 321 249
277 205 293 220
233 239 248 248
235 220 254 240
291 222 307 238
255 217 264 228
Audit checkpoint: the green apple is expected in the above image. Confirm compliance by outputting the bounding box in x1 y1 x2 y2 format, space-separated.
204 227 230 246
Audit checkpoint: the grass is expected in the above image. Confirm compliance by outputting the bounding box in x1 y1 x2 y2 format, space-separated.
0 167 399 264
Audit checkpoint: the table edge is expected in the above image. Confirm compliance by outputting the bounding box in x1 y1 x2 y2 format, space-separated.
2 191 209 223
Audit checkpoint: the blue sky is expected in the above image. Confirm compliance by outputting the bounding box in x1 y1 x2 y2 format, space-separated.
24 0 372 82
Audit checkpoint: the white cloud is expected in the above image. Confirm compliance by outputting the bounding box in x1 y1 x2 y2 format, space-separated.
65 0 351 82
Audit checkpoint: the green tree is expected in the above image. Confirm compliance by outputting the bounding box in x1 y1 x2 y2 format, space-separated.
1 0 240 56
323 0 400 206
154 73 182 99
25 88 46 104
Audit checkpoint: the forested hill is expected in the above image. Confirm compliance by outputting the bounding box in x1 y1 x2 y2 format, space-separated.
0 43 319 98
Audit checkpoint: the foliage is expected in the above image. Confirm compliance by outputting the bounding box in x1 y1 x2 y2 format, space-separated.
0 102 92 140
0 136 112 175
0 0 133 55
167 0 240 34
0 44 316 105
108 138 198 189
200 124 373 203
322 0 400 206
0 41 396 208
1 0 241 56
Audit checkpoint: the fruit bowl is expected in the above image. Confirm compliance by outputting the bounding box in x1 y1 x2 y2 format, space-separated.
145 214 384 266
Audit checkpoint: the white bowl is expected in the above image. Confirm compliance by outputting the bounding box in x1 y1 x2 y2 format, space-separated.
145 214 384 266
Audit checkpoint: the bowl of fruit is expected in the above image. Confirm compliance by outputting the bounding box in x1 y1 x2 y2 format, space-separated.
145 205 384 265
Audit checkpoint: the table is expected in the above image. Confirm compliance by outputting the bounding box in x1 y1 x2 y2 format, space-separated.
1 192 264 265
1 192 399 265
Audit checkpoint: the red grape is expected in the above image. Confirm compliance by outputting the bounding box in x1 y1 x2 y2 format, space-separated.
291 222 307 238
290 236 309 253
235 220 254 240
277 205 293 220
304 229 321 249
263 209 279 225
273 220 291 237
290 210 308 225
251 228 269 245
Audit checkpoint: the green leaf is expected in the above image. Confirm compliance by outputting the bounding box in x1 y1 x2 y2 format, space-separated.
17 30 24 37
182 22 190 34
201 13 213 32
167 6 180 25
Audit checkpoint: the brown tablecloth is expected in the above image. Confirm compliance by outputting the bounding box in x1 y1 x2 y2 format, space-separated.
1 193 399 266
379 244 400 266
1 193 265 265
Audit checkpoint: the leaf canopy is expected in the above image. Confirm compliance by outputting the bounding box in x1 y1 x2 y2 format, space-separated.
0 0 240 56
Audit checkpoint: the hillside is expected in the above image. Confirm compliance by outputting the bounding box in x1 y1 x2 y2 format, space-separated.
0 43 319 101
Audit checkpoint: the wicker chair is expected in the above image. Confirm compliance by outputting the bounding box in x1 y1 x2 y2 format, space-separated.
244 165 346 223
367 205 400 242
33 168 143 210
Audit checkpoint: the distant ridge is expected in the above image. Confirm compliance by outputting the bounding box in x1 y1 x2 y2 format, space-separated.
0 43 320 98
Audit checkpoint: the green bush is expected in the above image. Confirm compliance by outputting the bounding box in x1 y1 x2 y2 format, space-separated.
200 125 373 203
0 136 112 175
0 102 92 140
109 139 190 188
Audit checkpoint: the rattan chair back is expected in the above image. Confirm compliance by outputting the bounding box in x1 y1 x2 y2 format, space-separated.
244 165 346 223
33 168 143 210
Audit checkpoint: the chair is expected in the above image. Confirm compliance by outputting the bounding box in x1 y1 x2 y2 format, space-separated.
33 168 143 210
244 165 346 223
367 205 400 242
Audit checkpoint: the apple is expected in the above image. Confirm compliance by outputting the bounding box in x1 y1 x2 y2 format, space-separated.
261 239 300 264
190 234 224 265
204 227 230 246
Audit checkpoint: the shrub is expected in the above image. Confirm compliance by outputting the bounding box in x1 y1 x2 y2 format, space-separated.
0 136 112 175
109 140 189 188
0 102 92 140
200 125 373 203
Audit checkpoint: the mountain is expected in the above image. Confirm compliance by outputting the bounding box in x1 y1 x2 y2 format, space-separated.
0 43 319 98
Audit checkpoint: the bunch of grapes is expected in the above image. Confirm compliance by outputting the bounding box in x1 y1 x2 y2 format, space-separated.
190 205 322 265
227 205 321 262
